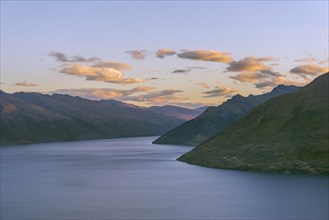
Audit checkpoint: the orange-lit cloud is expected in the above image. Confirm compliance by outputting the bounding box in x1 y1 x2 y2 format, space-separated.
92 61 132 71
290 64 329 78
59 63 144 84
15 81 39 87
226 56 274 72
122 89 187 105
49 51 100 62
203 86 237 98
156 49 176 58
177 50 233 63
255 76 305 89
197 83 210 89
54 86 156 100
126 50 147 60
230 70 282 83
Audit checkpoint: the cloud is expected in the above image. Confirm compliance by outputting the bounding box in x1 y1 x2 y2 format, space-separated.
172 69 190 74
197 83 210 89
15 81 39 87
122 89 186 105
49 51 100 62
54 86 156 100
203 86 237 98
59 63 144 84
177 50 233 63
92 62 132 71
126 50 147 60
226 56 274 72
294 57 318 63
290 64 329 78
230 70 282 83
156 49 176 58
255 76 305 89
170 102 215 109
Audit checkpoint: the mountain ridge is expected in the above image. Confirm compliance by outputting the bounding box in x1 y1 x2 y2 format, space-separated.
153 84 300 146
0 91 187 145
178 73 329 175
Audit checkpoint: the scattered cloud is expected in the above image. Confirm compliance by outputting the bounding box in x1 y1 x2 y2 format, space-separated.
49 51 100 62
170 101 215 109
59 63 144 84
226 56 274 72
156 49 176 58
54 86 156 100
126 50 147 60
294 57 318 63
197 83 210 89
15 81 39 87
187 66 208 70
172 69 190 74
122 89 186 105
92 61 132 71
230 70 282 83
290 64 329 79
255 76 305 89
203 86 237 98
177 50 233 63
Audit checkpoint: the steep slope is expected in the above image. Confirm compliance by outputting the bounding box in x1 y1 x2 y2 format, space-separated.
148 105 206 120
0 92 184 145
153 85 299 146
178 73 329 175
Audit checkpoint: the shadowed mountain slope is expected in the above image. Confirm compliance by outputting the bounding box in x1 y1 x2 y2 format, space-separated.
153 85 299 146
178 73 329 175
0 92 184 145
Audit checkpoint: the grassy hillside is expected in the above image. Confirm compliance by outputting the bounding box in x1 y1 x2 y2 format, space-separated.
178 73 329 175
153 85 299 146
0 92 184 145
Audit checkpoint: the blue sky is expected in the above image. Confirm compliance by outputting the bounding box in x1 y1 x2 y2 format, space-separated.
1 1 328 107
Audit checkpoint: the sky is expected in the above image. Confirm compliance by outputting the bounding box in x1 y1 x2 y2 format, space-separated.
1 1 328 108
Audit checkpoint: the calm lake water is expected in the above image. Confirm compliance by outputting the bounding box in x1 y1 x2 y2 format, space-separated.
1 136 328 220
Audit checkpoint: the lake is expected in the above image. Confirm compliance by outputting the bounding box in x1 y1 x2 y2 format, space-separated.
1 136 328 220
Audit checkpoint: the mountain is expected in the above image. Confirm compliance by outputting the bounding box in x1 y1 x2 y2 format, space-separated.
148 105 206 120
153 85 299 146
0 91 184 145
178 73 329 175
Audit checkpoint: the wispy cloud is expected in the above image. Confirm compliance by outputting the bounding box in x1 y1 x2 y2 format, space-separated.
197 83 210 89
230 70 282 83
203 86 237 98
294 57 318 63
226 56 274 72
156 49 176 58
92 61 132 71
54 86 156 100
122 89 186 105
59 63 144 84
255 76 305 89
15 81 39 87
126 50 147 60
290 64 329 79
177 50 233 63
170 101 215 109
49 51 100 62
172 69 190 74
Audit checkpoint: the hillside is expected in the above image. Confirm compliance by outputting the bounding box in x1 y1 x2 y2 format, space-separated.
0 91 184 145
153 85 299 146
178 73 329 175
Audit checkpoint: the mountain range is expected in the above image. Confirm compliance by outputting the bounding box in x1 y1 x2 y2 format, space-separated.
153 85 299 146
0 91 202 145
178 73 329 175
